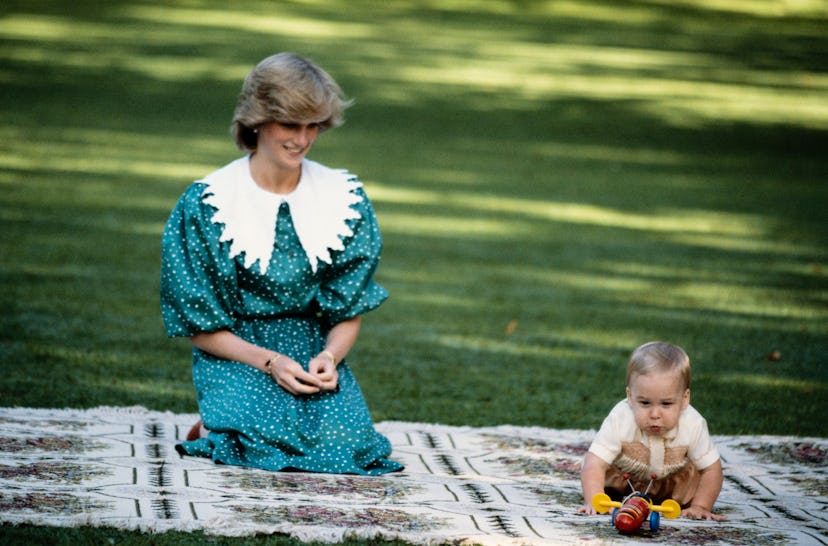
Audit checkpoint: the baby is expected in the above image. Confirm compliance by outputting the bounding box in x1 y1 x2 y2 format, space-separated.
578 341 725 520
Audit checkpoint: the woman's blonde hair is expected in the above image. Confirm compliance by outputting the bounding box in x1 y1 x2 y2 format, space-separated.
231 52 352 152
626 341 691 391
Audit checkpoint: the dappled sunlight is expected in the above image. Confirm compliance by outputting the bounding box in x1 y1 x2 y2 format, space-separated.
543 0 659 23
643 0 828 17
388 167 483 187
371 183 768 236
378 38 828 128
0 13 261 84
423 0 825 22
389 291 482 311
376 264 457 285
432 333 592 360
0 14 146 43
716 372 823 392
425 330 643 365
379 211 532 238
636 84 828 130
0 152 215 187
366 304 638 363
2 3 824 130
594 260 751 284
670 232 825 257
127 221 169 236
0 0 824 440
378 266 495 301
0 49 245 86
548 328 644 354
382 252 824 335
493 199 765 236
664 279 824 319
36 346 198 404
94 377 194 399
528 141 690 167
5 263 99 280
518 266 656 294
0 6 367 44
493 261 827 326
0 32 248 85
343 7 827 128
0 126 226 186
0 15 244 83
122 4 374 40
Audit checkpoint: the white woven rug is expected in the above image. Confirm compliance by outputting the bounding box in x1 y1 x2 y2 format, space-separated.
0 406 825 545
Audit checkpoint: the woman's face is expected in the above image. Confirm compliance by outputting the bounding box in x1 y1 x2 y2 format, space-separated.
626 370 689 437
257 121 320 171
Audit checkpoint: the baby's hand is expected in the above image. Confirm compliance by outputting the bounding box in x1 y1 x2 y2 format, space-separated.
681 505 726 521
577 504 597 515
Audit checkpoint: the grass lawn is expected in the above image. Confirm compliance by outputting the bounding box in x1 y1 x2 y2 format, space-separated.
1 0 826 544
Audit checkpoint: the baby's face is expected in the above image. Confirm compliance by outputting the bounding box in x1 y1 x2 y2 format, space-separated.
626 370 689 436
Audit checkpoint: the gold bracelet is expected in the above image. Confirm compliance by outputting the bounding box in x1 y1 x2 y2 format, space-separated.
320 350 337 365
264 354 282 375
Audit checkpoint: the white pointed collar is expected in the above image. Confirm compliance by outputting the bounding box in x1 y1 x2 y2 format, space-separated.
201 156 364 274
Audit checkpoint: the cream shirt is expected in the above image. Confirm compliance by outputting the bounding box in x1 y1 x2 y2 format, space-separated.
589 399 720 479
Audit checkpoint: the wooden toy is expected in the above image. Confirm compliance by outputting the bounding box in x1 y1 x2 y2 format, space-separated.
591 474 681 533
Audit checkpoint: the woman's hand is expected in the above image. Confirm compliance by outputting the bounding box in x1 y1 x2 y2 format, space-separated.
268 355 325 395
189 329 344 396
308 353 339 391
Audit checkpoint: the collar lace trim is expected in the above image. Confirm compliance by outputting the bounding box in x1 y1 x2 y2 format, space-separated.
201 156 364 274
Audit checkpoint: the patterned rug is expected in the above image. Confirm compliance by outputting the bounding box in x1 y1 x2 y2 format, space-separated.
0 407 825 545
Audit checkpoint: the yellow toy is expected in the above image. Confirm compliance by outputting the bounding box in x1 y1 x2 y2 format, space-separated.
591 474 681 533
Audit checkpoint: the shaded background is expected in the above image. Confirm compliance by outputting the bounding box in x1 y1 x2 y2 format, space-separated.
1 0 826 436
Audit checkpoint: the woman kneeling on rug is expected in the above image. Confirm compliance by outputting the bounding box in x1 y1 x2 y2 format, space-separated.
160 52 403 475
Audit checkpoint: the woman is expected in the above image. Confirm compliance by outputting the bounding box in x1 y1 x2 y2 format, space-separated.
161 52 403 475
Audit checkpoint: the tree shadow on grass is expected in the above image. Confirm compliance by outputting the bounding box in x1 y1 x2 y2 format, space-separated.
0 0 825 436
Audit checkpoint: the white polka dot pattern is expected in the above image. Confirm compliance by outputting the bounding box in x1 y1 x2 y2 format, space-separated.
160 169 402 475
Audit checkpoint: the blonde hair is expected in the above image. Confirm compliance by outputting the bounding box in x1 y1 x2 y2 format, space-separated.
231 52 353 152
626 341 691 391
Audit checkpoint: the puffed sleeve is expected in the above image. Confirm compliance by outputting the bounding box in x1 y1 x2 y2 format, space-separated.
685 407 720 471
588 400 630 465
316 187 389 325
160 183 240 337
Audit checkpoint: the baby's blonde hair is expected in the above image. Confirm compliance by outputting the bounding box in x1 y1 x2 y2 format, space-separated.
231 52 353 152
626 341 691 391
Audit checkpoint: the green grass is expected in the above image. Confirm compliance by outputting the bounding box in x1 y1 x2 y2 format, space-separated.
1 0 826 544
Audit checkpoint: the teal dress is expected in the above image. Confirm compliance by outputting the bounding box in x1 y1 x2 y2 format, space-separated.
160 159 402 475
